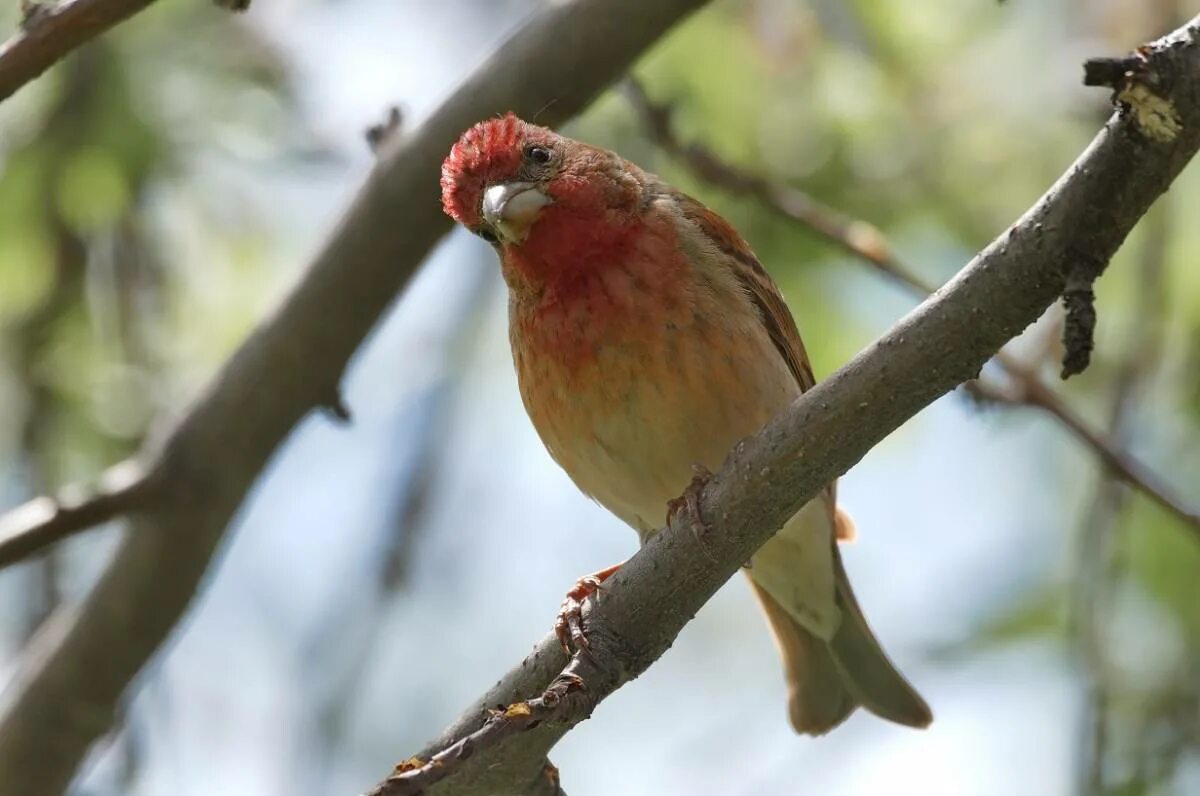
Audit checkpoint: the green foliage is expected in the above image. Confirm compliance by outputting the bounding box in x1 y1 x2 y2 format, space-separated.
0 6 304 485
965 584 1067 651
55 146 132 232
1125 497 1200 645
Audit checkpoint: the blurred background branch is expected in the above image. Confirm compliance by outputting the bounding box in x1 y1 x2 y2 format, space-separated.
0 461 148 569
0 0 160 102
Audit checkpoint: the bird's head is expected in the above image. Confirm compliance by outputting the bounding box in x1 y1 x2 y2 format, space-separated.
440 114 643 256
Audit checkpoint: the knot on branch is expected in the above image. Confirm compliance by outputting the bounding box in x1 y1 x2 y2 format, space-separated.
321 388 353 424
18 0 51 30
1084 47 1182 143
1065 34 1193 379
366 106 404 155
1060 263 1099 379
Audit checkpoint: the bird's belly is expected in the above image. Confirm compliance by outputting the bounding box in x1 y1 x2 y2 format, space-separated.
515 312 797 540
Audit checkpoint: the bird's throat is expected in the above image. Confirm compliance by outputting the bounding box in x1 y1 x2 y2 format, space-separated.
505 214 689 375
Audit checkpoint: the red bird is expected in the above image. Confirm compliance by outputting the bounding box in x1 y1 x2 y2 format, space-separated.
440 113 931 734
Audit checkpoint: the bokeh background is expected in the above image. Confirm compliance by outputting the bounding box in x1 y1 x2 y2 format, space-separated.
1 0 1198 794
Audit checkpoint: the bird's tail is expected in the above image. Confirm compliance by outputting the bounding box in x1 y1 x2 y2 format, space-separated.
747 544 931 735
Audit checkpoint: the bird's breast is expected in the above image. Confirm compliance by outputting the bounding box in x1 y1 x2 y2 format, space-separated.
509 254 796 539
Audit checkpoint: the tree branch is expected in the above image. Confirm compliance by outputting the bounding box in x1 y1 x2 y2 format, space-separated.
0 0 160 103
367 17 1200 795
0 1 711 793
0 462 150 568
371 669 588 796
622 77 1200 534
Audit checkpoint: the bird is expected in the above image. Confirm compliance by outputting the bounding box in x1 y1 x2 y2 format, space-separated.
440 113 931 735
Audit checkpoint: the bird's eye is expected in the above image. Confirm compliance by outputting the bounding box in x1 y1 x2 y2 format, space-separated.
476 227 499 245
524 144 553 165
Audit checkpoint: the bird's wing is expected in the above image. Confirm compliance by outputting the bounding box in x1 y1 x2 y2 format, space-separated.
672 192 817 392
671 190 837 508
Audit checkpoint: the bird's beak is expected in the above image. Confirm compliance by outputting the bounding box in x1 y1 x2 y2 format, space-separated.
482 181 551 243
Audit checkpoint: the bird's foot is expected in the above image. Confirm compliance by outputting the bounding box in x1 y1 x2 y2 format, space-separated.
554 562 623 655
666 464 716 558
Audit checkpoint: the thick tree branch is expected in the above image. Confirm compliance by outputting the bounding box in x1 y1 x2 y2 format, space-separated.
622 77 1200 534
0 1 711 793
369 18 1200 795
0 0 159 103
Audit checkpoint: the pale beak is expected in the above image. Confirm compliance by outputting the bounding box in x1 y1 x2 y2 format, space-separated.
482 181 552 243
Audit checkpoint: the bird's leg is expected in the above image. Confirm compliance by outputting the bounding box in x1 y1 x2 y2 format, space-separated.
554 561 624 654
666 463 716 557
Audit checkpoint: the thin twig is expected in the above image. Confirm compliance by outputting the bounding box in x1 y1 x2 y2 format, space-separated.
0 0 160 103
622 77 1200 537
620 80 935 294
0 461 150 568
993 355 1195 529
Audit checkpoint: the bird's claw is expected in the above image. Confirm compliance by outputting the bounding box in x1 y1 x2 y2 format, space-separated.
666 464 716 558
553 564 623 655
666 463 713 525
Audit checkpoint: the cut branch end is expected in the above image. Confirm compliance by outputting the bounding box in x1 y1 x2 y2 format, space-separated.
1082 56 1142 89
